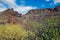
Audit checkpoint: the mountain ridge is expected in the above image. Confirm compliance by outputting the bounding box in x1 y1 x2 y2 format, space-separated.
0 6 60 26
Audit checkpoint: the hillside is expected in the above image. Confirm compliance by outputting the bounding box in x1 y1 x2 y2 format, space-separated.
0 6 60 40
21 6 60 29
0 6 60 28
0 8 22 24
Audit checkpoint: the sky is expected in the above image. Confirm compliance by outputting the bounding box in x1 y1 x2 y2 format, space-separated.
0 0 60 14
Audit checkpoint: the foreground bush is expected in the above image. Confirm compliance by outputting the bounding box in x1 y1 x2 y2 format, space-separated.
0 24 27 40
27 16 60 40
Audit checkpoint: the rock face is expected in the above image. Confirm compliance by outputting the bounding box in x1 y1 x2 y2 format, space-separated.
0 8 22 24
0 6 60 25
19 6 60 30
0 6 60 30
25 6 60 23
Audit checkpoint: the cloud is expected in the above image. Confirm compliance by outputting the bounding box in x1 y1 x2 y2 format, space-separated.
54 0 60 4
0 3 5 7
20 0 25 3
0 0 16 8
0 3 7 12
20 0 25 6
0 0 37 14
45 0 50 1
0 7 6 12
14 6 37 14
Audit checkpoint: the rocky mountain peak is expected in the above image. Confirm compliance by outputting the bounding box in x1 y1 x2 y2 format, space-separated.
54 6 60 11
0 6 60 25
2 8 22 17
26 6 60 15
0 8 22 24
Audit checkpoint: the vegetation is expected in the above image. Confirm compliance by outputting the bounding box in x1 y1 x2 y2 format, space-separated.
0 24 28 40
26 16 60 40
0 16 60 40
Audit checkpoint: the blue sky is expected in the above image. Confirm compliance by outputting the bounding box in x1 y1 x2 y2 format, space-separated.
0 0 60 14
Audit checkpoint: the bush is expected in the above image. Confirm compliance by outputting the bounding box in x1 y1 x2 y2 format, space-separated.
0 24 28 40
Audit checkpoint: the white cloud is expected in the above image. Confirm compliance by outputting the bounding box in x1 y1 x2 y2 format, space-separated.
54 0 60 4
45 0 50 1
20 0 25 3
0 0 16 8
0 0 37 14
14 6 37 14
20 0 25 6
0 3 5 7
0 3 7 12
0 8 7 12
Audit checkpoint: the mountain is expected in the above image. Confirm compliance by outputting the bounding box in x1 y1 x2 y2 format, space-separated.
20 6 60 30
0 8 22 24
22 6 60 23
0 6 60 29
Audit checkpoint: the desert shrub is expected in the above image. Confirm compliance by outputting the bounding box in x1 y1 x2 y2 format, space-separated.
27 16 60 40
0 24 28 40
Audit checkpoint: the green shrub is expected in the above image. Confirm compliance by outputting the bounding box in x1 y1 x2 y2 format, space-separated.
0 24 28 40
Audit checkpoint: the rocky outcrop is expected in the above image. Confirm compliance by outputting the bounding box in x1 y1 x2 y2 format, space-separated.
24 6 60 23
0 6 60 25
54 6 60 11
0 6 60 30
2 8 22 17
26 6 60 16
26 6 60 17
0 8 22 24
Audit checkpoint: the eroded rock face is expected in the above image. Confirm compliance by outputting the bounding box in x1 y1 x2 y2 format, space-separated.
26 6 60 16
54 6 60 11
0 8 22 24
0 6 60 30
25 6 60 21
0 6 60 25
27 6 60 15
2 8 22 17
19 6 60 30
